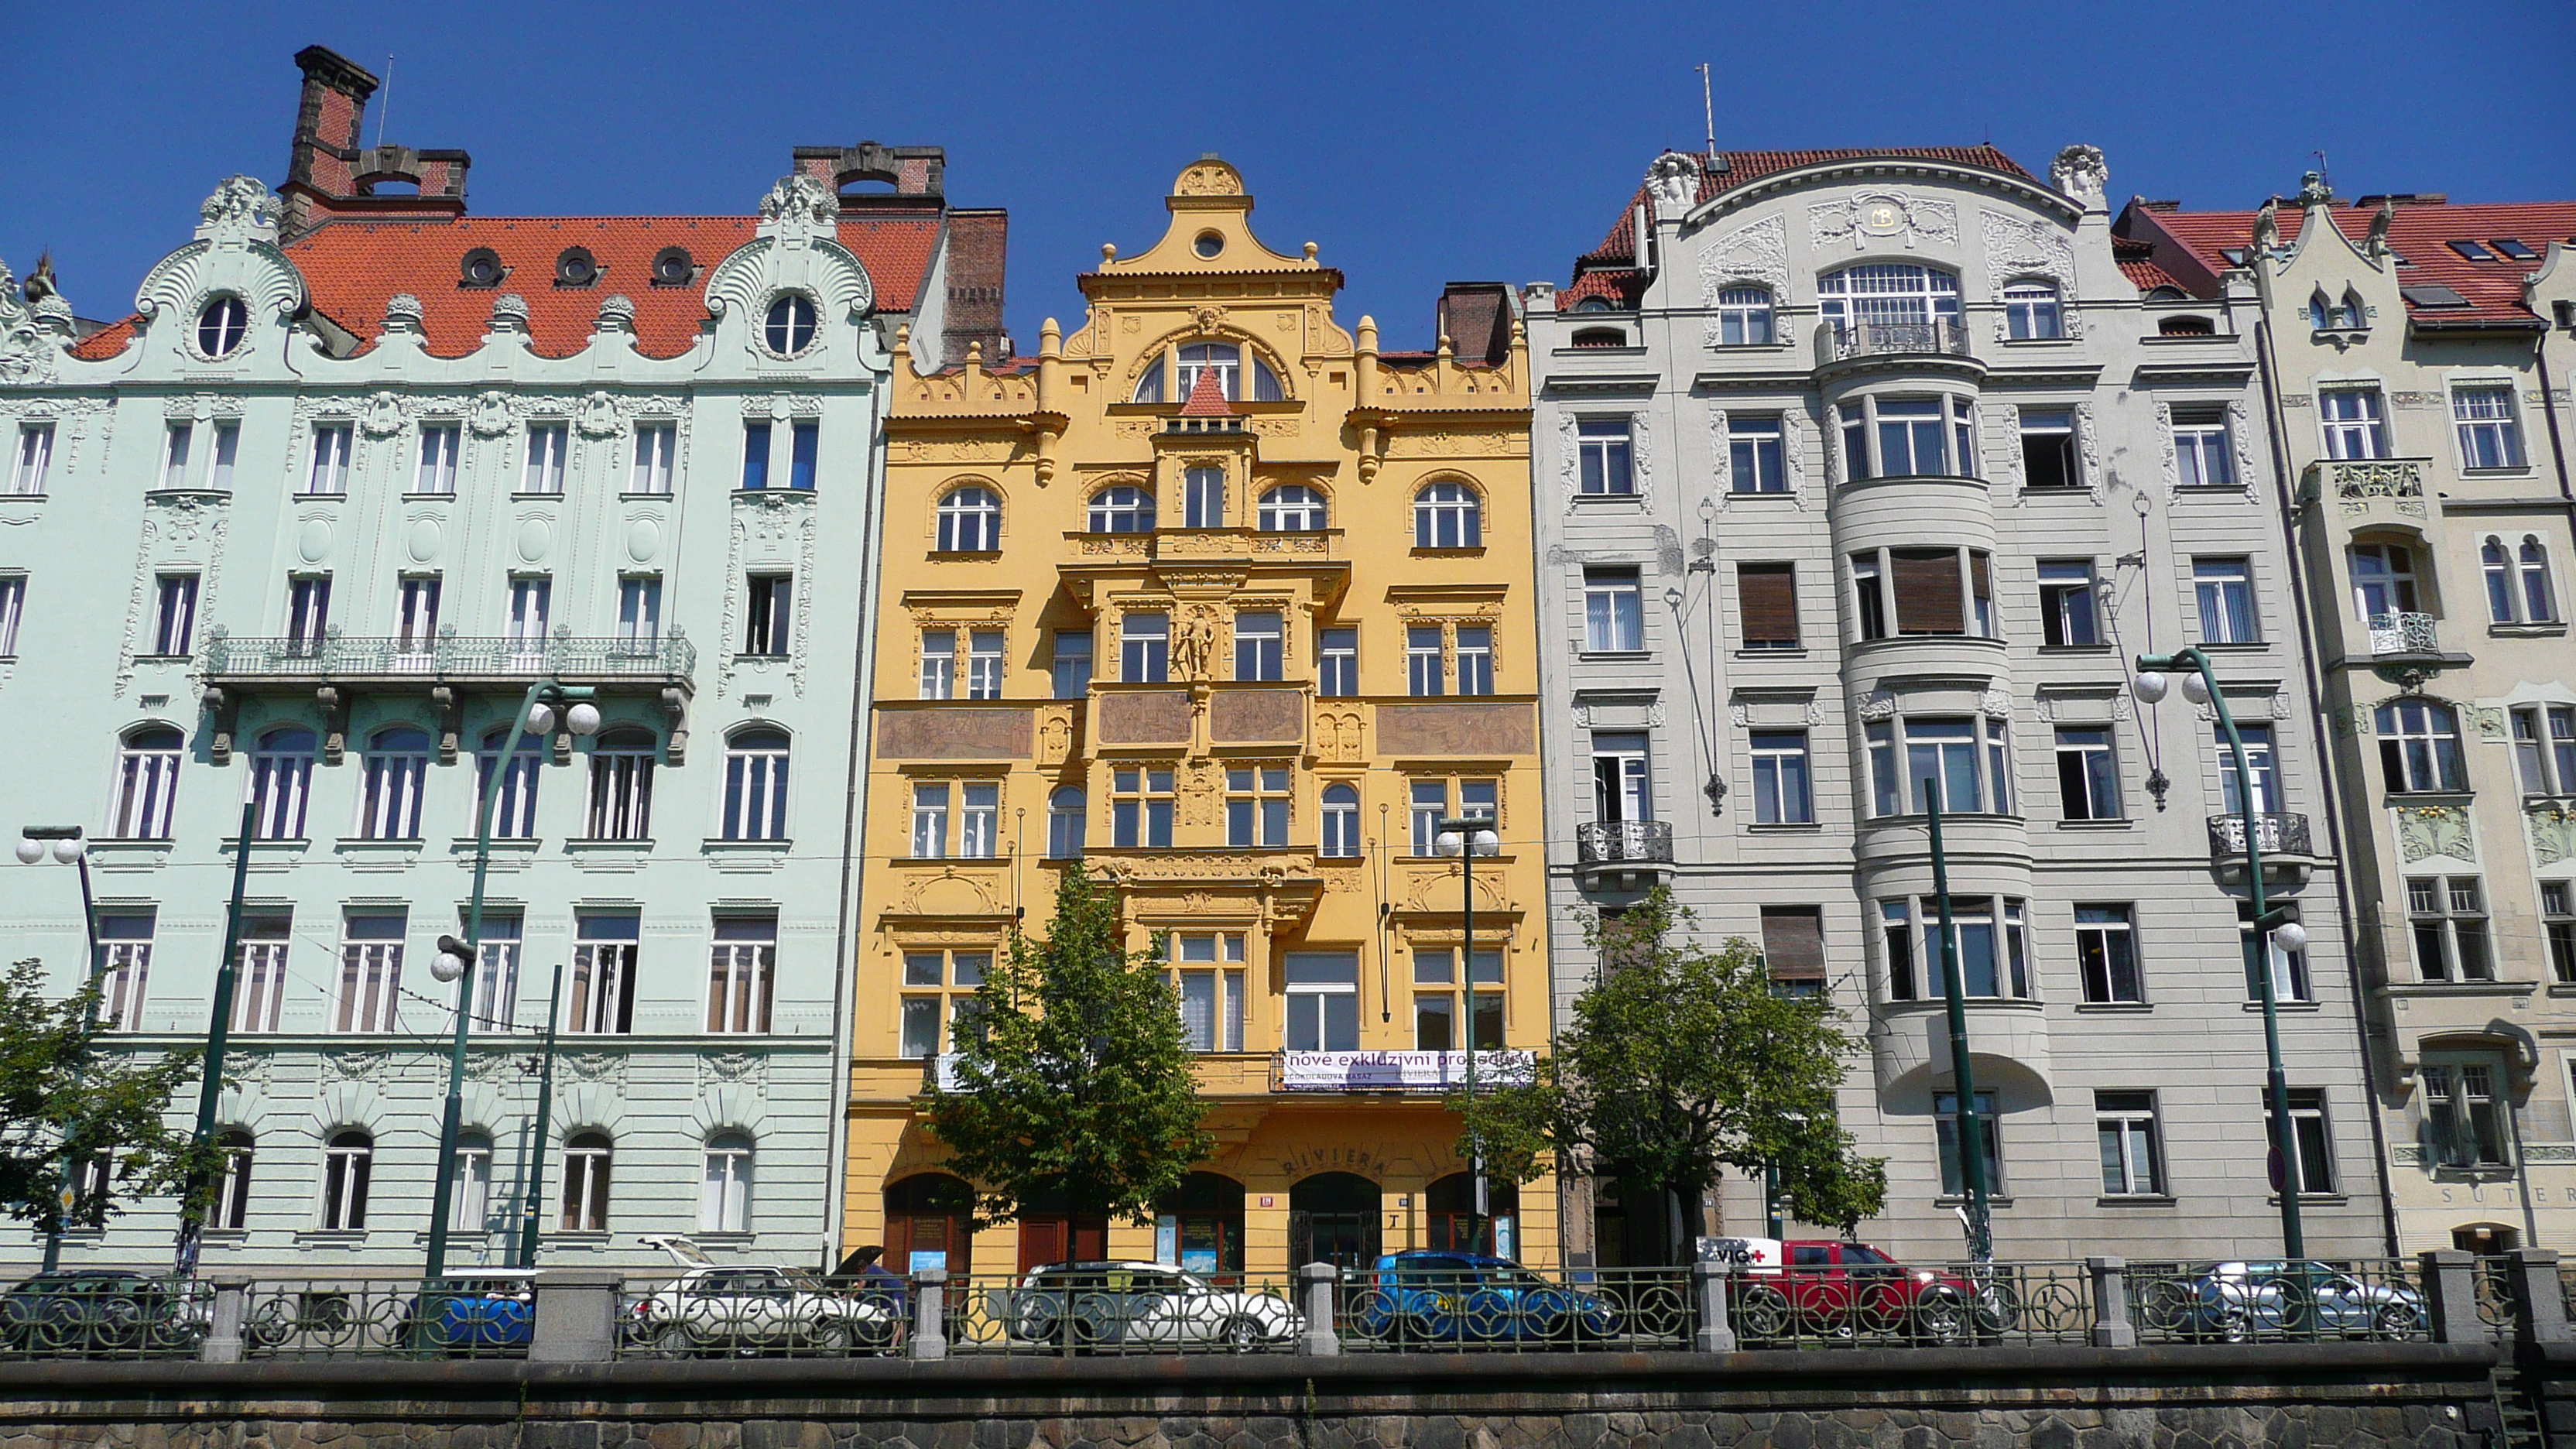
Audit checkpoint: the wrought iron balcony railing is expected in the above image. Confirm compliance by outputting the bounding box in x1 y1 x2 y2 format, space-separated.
1575 820 1674 866
1821 319 1971 362
201 625 695 680
2207 813 2314 858
2367 611 2441 657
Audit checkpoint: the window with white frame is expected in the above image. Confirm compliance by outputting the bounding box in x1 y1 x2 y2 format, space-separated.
1047 786 1085 858
197 296 248 356
631 422 677 495
356 726 430 839
585 728 656 839
2241 912 2311 1002
333 912 406 1033
616 576 661 647
1166 933 1247 1053
471 913 521 1031
395 576 441 656
211 1130 254 1231
1112 768 1173 848
1258 485 1326 531
723 729 790 841
162 422 193 488
707 916 776 1034
2004 281 2064 341
1879 895 2030 1000
1411 946 1504 1049
2510 704 2576 796
1714 286 1774 345
570 912 639 1035
701 1134 754 1232
152 573 200 656
2095 1091 2163 1194
2422 1059 2509 1169
1410 778 1449 856
2217 723 2283 815
1749 729 1812 825
2038 560 2100 647
2055 726 2122 821
248 727 316 840
1865 715 2010 817
2019 409 2079 489
231 916 291 1033
207 421 239 489
2482 535 2557 625
1235 610 1283 682
1284 952 1360 1051
899 949 986 1057
910 782 950 858
744 574 792 658
1088 484 1154 533
2407 876 2493 981
1183 466 1226 528
2349 541 2420 622
2193 557 2259 642
1226 765 1290 848
414 423 460 495
1052 630 1093 699
2376 700 2467 794
959 780 999 858
918 628 956 699
2172 406 2235 489
111 726 183 839
0 575 21 656
560 1132 613 1231
318 1130 372 1231
304 423 351 495
1413 481 1482 548
1176 342 1240 401
1590 732 1649 832
1848 546 1995 640
2541 881 2575 985
94 911 154 1032
2269 1090 2335 1192
1727 415 1785 493
1406 625 1445 697
522 422 568 494
2319 389 2388 461
936 486 1001 552
966 630 1005 700
1121 612 1168 683
1584 567 1644 652
1817 263 1960 334
10 423 53 495
2074 905 2141 1003
1455 625 1493 694
450 1132 492 1231
477 728 543 840
1318 627 1358 697
1839 395 1975 480
1321 782 1361 858
2452 385 2526 469
1577 420 1634 495
765 294 817 354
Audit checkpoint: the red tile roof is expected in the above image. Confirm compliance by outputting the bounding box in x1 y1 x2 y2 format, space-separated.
68 209 944 362
2135 199 2576 326
67 318 138 361
1177 361 1235 416
2119 258 2184 293
1576 146 2035 272
1559 269 1649 310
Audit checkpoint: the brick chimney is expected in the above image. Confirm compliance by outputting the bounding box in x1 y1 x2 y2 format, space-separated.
1435 283 1516 366
940 208 1010 363
790 143 947 198
279 45 469 242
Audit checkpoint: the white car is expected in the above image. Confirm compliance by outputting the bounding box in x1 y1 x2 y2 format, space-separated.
628 1235 902 1357
1001 1261 1302 1351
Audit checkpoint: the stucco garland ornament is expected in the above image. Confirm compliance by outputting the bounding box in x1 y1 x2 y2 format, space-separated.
2048 146 2108 209
1644 152 1702 218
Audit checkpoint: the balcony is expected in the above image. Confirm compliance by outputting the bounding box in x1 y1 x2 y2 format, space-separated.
1271 1050 1536 1094
1814 319 1972 367
201 626 696 683
2307 457 2427 520
2367 611 2441 657
2207 813 2317 886
1574 820 1674 890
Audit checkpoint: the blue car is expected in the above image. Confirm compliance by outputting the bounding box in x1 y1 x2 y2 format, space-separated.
410 1273 535 1354
1353 1251 1621 1345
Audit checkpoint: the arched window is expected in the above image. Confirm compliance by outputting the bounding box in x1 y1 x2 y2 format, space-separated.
451 1130 493 1231
111 725 183 839
1321 783 1360 858
1286 1171 1381 1272
2309 289 2363 331
319 1129 372 1231
2003 281 2064 340
1047 786 1085 859
2376 699 2468 793
2519 537 2557 623
248 726 317 841
936 486 1001 552
764 293 817 354
1413 481 1482 549
2349 542 2420 622
1177 342 1239 401
1714 286 1774 345
1571 328 1627 348
1258 485 1327 532
212 1129 254 1231
723 728 790 841
1130 360 1166 404
197 297 248 358
1184 466 1225 528
2145 286 2188 303
2158 315 2215 337
884 1173 974 1275
2484 538 2516 623
1817 264 1961 340
478 726 543 840
356 726 430 840
560 1131 613 1231
587 728 656 841
1088 484 1155 533
701 1132 754 1233
1574 297 1615 313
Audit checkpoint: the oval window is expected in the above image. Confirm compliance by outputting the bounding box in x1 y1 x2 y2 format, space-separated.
197 297 248 358
1194 231 1225 259
765 294 817 354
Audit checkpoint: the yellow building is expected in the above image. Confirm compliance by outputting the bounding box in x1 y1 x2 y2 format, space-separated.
842 158 1550 1283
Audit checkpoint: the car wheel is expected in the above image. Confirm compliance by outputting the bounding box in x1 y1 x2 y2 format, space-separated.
652 1324 696 1359
1217 1316 1264 1353
809 1321 852 1356
1734 1283 1791 1343
1913 1294 1967 1345
2372 1304 2416 1340
2217 1310 2252 1345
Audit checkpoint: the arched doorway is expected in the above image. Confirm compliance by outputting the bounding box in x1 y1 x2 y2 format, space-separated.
1426 1172 1519 1260
1158 1172 1245 1282
884 1173 974 1276
1590 1173 1676 1267
1016 1181 1108 1271
2453 1222 2519 1256
1289 1171 1381 1271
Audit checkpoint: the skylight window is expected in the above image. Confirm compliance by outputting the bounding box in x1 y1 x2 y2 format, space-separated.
2400 284 2472 309
2448 239 2498 262
2219 248 2249 266
2489 238 2539 262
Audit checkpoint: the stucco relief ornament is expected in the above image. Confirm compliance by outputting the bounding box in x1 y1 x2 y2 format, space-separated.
1697 214 1788 345
577 390 622 438
468 390 516 437
2528 802 2576 867
200 176 279 233
1980 687 2013 719
1555 411 1581 509
1858 690 1897 722
1644 151 1701 218
381 293 425 334
2049 145 2108 209
0 261 75 386
2395 805 2475 864
358 390 408 437
758 173 841 229
1810 192 1958 253
1979 211 2081 339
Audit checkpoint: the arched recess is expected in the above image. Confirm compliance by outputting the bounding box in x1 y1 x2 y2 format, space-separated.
308 1081 389 1138
1288 1170 1381 1270
690 1085 770 1136
885 1172 976 1276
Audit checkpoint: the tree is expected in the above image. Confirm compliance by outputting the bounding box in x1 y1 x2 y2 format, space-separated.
1457 890 1885 1256
0 957 219 1237
923 866 1214 1229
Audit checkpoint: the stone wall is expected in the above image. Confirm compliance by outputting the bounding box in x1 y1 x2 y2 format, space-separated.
0 1343 2504 1449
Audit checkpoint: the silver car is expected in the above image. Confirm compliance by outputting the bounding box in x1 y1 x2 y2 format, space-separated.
628 1235 900 1357
1001 1261 1302 1351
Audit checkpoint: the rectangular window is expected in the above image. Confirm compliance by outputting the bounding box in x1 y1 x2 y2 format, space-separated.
2320 389 2388 461
2193 557 2258 643
1749 729 1813 824
2408 877 2493 981
2423 1061 2509 1169
1906 718 1982 813
788 420 819 490
2216 724 2281 816
395 575 441 656
522 423 568 494
1406 625 1444 697
2544 881 2576 985
744 575 792 657
2242 913 2311 1003
1168 933 1247 1053
2172 406 2235 489
1875 398 1949 477
569 913 640 1036
1760 906 1827 998
919 629 955 699
10 423 53 495
1889 549 1965 635
631 423 677 495
1410 947 1504 1049
304 423 351 495
1935 1091 2002 1196
1852 553 1886 640
94 912 155 1033
508 576 552 654
1284 953 1360 1052
2453 385 2526 469
966 630 1005 700
2019 409 2078 489
0 576 21 656
2054 726 2122 820
1235 611 1284 683
1591 731 1650 826
1226 765 1292 848
208 422 238 490
283 577 334 654
334 912 406 1034
355 728 428 839
2268 1089 2335 1194
1318 627 1358 697
1051 630 1093 699
2095 1091 2163 1195
616 577 661 647
1112 768 1174 848
471 913 522 1031
1728 416 1786 494
1577 419 1634 495
414 423 461 495
722 733 789 842
1410 778 1447 857
741 421 772 490
1584 567 1643 652
707 916 776 1036
2038 560 2100 647
2075 905 2141 1003
1459 777 1497 826
231 916 293 1033
1737 563 1800 650
1122 613 1169 683
959 781 999 858
1880 899 1917 1000
151 573 200 656
1912 895 2030 999
1454 625 1493 694
162 422 194 488
910 783 951 858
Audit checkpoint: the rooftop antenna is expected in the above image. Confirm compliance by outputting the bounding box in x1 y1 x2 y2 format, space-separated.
375 54 394 149
2311 149 2329 195
1697 63 1714 158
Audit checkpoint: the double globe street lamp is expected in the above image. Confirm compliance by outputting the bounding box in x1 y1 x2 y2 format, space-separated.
1432 814 1501 1254
19 826 97 1273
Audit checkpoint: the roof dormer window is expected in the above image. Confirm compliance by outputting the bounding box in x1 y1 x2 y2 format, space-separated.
197 297 248 358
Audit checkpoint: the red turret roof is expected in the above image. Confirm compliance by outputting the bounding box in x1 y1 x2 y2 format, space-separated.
1177 361 1235 416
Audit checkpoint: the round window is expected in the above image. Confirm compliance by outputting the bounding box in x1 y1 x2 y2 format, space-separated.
1193 231 1225 259
197 297 248 358
765 294 817 354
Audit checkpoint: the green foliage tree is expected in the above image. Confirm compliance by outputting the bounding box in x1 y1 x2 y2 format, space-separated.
1457 890 1885 1255
924 866 1214 1228
0 957 219 1236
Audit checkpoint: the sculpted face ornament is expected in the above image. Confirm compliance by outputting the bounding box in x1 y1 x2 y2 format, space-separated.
198 176 279 233
2049 145 2109 207
1644 152 1701 215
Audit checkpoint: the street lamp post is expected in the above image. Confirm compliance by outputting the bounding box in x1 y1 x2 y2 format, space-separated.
19 827 98 1274
2135 649 2307 1259
423 683 598 1279
1921 783 1992 1267
1433 814 1501 1252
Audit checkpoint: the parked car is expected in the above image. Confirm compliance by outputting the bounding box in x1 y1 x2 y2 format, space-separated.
628 1235 900 1356
1002 1262 1302 1351
1703 1238 1994 1343
409 1272 536 1353
1353 1251 1622 1345
2160 1260 2424 1341
0 1271 208 1355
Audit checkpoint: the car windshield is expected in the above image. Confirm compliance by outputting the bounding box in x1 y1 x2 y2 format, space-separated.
1842 1245 1895 1265
781 1271 828 1292
1488 1266 1550 1291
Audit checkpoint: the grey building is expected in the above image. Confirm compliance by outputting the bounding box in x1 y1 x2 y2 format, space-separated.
1525 145 2386 1262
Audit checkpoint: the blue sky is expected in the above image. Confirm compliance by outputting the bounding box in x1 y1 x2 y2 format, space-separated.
8 0 2571 351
